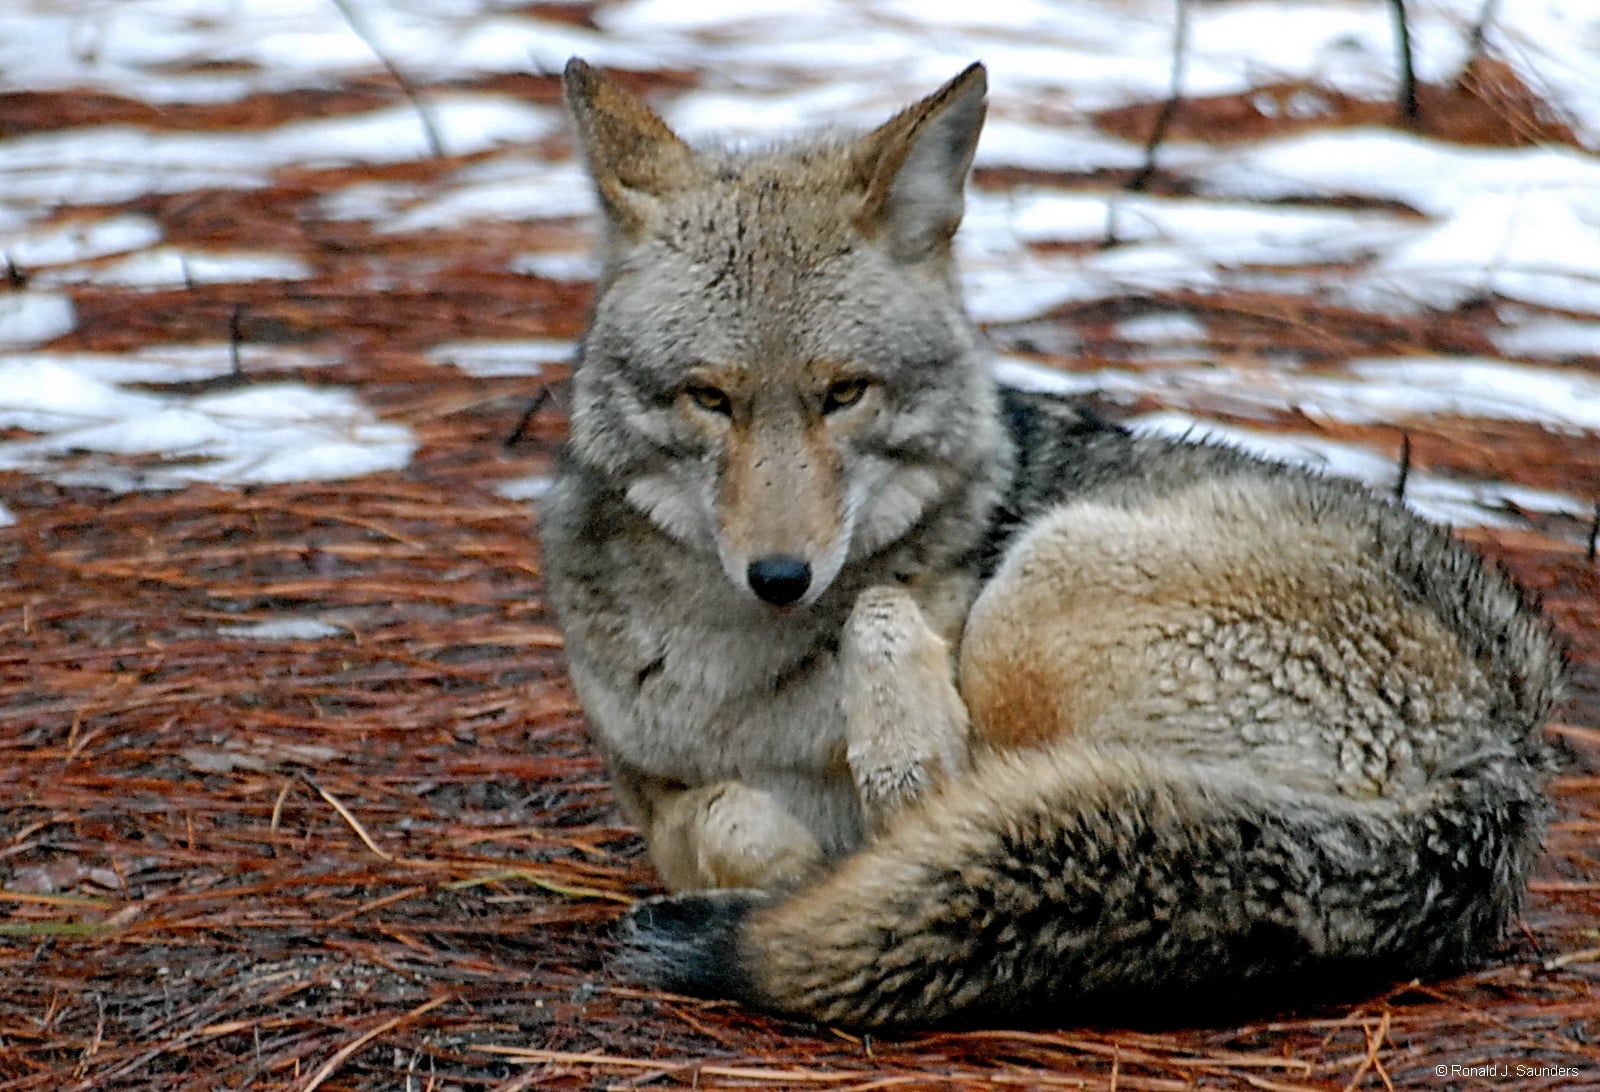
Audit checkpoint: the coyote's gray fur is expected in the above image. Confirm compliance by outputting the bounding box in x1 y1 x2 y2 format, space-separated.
538 59 1563 1029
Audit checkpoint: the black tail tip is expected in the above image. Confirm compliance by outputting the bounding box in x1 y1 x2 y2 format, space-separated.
616 889 770 1002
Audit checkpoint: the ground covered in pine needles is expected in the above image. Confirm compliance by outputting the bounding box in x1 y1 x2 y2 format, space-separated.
3 3 1600 1089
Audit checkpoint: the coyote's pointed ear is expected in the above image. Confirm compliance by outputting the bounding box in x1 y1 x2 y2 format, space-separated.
563 58 694 235
854 63 987 262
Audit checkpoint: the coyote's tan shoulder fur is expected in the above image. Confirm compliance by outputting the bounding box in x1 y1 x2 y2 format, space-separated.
538 58 1563 1029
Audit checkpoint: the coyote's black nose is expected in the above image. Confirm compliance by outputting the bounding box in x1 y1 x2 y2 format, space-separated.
747 556 812 606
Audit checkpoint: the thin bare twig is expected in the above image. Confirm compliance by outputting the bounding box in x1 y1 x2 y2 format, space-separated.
1387 0 1421 127
1129 0 1189 194
329 0 445 158
504 386 552 448
1394 432 1411 501
1106 0 1188 246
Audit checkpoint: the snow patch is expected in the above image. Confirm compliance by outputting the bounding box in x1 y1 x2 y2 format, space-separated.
217 618 346 641
0 361 415 491
512 251 599 282
496 475 555 501
1115 312 1209 345
0 97 560 212
39 249 313 288
427 339 576 378
5 345 337 386
2 214 162 268
1492 317 1600 359
0 293 76 347
1131 411 1586 531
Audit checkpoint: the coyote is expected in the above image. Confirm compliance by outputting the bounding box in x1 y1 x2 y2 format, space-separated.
539 59 1563 1029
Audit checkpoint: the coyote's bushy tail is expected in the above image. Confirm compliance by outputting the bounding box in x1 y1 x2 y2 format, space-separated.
620 734 1555 1029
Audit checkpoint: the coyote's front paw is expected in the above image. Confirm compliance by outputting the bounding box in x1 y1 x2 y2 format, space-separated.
651 781 824 892
843 585 970 833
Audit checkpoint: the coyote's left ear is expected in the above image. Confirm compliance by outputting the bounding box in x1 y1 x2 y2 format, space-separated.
563 58 695 236
854 63 988 262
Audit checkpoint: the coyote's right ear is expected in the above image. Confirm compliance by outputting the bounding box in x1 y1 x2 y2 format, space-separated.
563 58 694 235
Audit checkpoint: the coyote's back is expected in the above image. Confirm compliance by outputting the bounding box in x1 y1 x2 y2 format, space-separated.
541 59 1564 1029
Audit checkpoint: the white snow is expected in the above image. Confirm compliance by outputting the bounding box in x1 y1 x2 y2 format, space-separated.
0 293 76 348
496 474 555 502
427 339 576 378
38 248 313 289
0 359 161 433
1 214 163 269
1492 316 1600 359
1131 411 1586 530
314 155 598 234
1346 358 1600 431
7 0 1597 146
993 356 1104 396
0 2 654 103
379 158 594 233
216 617 346 640
1192 130 1600 220
0 97 561 212
973 120 1148 173
511 251 599 282
996 354 1600 437
1016 192 1418 268
0 360 415 491
1114 312 1209 345
4 345 337 386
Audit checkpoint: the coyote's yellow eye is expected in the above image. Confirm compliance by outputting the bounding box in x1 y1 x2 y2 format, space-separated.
823 378 870 414
684 383 732 416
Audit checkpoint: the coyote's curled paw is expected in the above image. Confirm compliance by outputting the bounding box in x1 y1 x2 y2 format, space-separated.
842 585 971 833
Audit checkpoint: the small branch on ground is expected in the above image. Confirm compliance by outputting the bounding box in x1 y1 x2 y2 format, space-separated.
505 387 553 448
1394 432 1412 501
330 0 445 158
1107 0 1189 246
1387 0 1421 128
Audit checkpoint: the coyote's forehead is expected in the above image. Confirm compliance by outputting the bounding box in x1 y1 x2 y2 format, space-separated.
612 144 895 316
598 252 959 391
593 146 960 376
665 144 871 263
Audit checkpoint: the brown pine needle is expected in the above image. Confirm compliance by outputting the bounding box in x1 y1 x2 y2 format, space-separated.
446 868 635 904
1341 1009 1393 1092
300 994 452 1092
310 780 396 862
